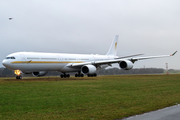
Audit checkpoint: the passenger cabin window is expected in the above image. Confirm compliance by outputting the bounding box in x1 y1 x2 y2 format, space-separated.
6 57 15 59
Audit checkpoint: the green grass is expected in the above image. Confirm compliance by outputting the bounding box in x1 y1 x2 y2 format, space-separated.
0 75 180 120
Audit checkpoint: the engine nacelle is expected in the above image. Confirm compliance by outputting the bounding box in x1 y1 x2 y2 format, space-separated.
119 60 133 70
81 65 97 74
32 71 48 77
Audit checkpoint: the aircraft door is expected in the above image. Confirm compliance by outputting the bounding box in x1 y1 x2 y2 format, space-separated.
58 55 63 70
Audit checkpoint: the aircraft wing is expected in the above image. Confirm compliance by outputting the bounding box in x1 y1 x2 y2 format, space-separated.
69 51 177 67
68 53 144 67
115 53 144 59
130 51 177 63
69 59 121 67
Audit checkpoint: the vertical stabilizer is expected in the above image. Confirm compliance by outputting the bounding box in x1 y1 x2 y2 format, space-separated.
106 35 119 56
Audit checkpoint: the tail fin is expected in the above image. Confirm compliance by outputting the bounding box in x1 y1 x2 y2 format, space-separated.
106 35 119 56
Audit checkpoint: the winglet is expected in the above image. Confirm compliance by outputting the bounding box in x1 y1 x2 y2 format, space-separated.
171 51 177 56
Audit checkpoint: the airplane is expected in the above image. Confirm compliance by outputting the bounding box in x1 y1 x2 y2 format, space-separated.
2 35 177 79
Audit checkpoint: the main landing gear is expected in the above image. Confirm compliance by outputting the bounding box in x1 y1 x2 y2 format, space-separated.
75 71 84 77
60 73 70 78
87 73 97 77
60 72 97 78
16 75 22 79
75 73 84 77
75 72 97 77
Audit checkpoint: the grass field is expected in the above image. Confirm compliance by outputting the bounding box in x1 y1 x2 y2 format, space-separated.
0 74 180 120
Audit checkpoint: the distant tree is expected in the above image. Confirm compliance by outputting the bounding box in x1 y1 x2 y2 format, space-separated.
0 68 3 75
1 68 14 77
169 69 175 72
97 68 164 75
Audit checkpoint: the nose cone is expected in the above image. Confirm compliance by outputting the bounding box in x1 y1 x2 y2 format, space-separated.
2 59 11 69
2 59 8 67
2 59 16 70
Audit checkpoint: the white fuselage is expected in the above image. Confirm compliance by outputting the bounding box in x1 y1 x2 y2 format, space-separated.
2 35 175 79
2 52 115 73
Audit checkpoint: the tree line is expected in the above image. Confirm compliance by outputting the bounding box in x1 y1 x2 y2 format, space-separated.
0 67 166 77
97 68 164 75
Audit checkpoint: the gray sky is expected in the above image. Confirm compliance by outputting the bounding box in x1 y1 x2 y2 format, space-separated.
0 0 179 69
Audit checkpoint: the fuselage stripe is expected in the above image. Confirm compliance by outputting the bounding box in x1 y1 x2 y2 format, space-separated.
11 61 83 64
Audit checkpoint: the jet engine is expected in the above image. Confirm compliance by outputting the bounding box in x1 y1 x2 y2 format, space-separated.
32 71 48 77
81 65 97 74
119 60 133 70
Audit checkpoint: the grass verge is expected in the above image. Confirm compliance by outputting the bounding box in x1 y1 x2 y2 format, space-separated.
0 74 180 120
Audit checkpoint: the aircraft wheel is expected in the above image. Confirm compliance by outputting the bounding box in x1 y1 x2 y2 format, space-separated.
75 73 81 77
61 74 64 78
61 74 70 78
64 74 66 78
81 74 84 77
87 74 97 77
94 73 97 77
67 74 70 78
16 75 22 79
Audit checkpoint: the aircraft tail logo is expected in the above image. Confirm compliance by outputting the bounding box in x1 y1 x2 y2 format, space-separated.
106 35 119 56
115 42 117 50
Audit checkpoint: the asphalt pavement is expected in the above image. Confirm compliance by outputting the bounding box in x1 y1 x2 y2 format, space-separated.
121 104 180 120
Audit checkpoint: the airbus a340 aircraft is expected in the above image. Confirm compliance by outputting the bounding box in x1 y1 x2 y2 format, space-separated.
2 35 177 79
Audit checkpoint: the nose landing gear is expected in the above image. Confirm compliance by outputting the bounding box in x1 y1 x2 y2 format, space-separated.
14 70 22 79
16 75 22 79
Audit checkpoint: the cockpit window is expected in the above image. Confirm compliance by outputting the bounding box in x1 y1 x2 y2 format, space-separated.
6 57 15 59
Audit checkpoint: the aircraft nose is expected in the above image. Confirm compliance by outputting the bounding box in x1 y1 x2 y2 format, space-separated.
2 59 8 67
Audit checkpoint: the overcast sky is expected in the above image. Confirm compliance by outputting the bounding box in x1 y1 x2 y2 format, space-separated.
0 0 179 69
